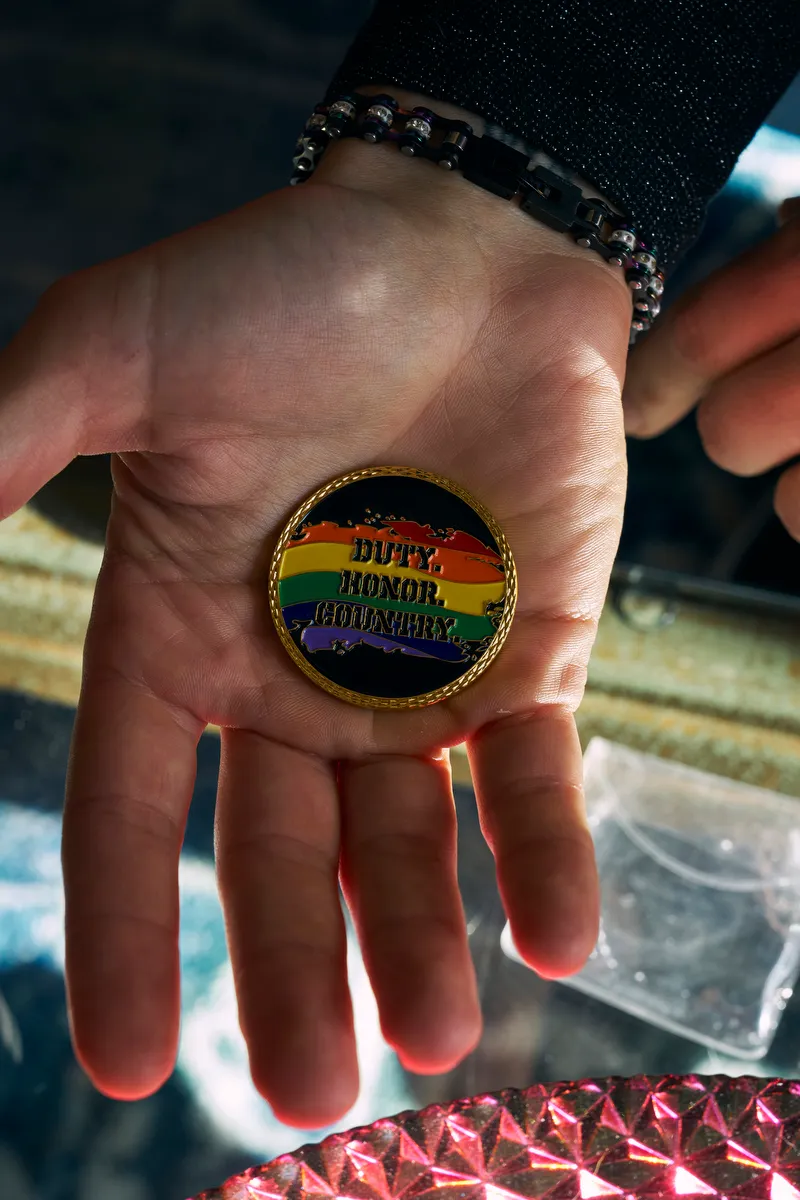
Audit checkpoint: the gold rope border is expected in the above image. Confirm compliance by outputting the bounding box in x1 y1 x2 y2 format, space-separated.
268 466 518 710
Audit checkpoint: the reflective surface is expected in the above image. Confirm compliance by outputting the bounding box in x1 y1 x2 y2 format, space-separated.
194 1075 800 1200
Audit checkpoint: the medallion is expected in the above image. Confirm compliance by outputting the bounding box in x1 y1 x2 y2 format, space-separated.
268 466 516 709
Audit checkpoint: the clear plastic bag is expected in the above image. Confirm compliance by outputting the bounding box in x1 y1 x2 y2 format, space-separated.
502 737 800 1058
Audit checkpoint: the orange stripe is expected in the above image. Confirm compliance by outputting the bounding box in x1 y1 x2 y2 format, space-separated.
288 521 504 583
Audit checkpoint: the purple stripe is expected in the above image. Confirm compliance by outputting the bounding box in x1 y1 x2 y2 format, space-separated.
301 626 439 659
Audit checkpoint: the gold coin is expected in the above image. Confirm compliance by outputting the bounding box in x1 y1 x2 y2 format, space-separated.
269 466 517 709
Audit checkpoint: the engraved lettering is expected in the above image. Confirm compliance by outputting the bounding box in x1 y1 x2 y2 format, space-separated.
419 579 442 606
334 603 352 628
434 616 457 641
400 577 418 603
416 545 437 572
373 609 393 636
348 604 365 630
315 600 336 626
379 575 400 601
404 612 422 638
339 569 362 596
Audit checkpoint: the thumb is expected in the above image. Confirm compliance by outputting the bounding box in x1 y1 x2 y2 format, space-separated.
0 255 156 520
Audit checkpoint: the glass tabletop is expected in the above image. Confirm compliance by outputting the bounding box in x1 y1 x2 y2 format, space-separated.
2 692 799 1200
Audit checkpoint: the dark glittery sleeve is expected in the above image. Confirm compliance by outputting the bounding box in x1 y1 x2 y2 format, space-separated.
324 0 800 273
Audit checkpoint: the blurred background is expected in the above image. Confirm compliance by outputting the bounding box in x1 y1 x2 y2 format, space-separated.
0 3 799 1198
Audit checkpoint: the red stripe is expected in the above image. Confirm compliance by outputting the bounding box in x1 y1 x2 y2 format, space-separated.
290 519 501 562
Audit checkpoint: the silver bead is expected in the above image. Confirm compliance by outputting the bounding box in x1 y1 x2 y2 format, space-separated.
610 228 637 250
649 275 665 297
438 158 454 170
363 103 394 143
608 255 626 267
295 136 320 161
292 148 316 174
634 297 650 312
576 236 593 248
628 276 646 291
634 250 657 272
405 116 432 139
307 113 327 130
632 319 646 332
649 299 662 319
329 100 356 120
366 104 394 126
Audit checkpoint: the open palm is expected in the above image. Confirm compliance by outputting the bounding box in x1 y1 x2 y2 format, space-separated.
0 150 632 1126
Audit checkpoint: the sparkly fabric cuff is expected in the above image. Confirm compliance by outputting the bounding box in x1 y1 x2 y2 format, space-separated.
323 0 800 272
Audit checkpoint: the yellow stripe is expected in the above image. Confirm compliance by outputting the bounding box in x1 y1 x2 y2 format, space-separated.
279 542 504 618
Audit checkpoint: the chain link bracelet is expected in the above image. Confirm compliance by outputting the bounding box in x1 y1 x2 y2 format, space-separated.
291 92 665 347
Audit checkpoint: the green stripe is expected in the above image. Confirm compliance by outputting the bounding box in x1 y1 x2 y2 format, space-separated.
279 572 496 641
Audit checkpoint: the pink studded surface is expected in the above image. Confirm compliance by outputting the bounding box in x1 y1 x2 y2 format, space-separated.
190 1075 800 1200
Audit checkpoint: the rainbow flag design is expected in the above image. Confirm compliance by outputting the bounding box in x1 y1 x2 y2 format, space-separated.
278 519 506 664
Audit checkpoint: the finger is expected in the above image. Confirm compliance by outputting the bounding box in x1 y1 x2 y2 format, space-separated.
63 662 202 1099
0 258 153 519
467 710 598 978
215 732 357 1129
775 459 800 542
339 752 481 1074
622 215 800 438
694 334 800 476
778 195 800 226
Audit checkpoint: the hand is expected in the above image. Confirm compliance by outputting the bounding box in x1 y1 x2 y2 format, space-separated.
622 196 800 540
0 112 631 1126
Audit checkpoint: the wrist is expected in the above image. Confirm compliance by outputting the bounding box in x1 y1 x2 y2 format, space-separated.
306 87 620 279
307 85 490 233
